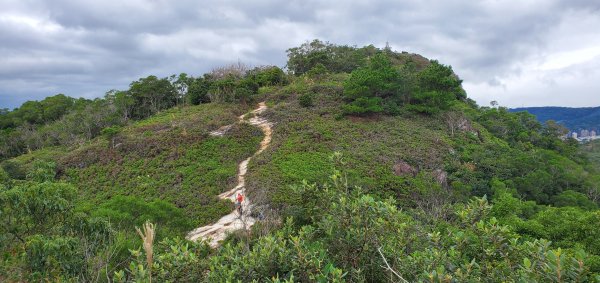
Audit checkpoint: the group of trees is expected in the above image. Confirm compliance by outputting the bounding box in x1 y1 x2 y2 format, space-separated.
476 106 577 155
440 105 597 206
0 65 286 161
286 39 380 75
342 55 465 115
286 40 465 116
0 96 123 159
0 94 84 129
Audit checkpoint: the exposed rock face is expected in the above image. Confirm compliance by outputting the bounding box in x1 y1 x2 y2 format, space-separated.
433 169 448 188
393 161 418 177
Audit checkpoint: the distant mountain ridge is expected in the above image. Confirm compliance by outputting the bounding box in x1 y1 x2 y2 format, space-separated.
510 106 600 130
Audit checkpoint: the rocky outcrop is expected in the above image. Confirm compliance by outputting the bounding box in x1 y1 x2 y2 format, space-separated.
432 169 448 188
393 161 418 177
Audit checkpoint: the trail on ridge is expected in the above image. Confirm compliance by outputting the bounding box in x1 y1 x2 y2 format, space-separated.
186 102 272 247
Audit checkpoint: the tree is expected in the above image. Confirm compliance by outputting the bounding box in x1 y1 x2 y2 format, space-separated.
407 60 464 114
343 53 400 115
106 90 135 121
170 73 193 106
444 111 469 137
187 76 212 105
286 39 369 75
286 39 331 75
207 76 236 103
247 66 286 86
39 94 75 122
306 63 329 80
24 235 84 278
101 126 122 149
15 101 43 124
551 190 597 210
128 76 177 119
0 182 76 243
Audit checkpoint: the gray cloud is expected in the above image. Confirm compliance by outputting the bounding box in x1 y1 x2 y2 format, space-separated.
1 0 599 109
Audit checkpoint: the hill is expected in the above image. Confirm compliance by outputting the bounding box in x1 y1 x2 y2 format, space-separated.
510 106 600 130
1 40 599 282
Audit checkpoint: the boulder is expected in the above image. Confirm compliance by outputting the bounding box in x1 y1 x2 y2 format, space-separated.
393 161 418 177
433 169 448 187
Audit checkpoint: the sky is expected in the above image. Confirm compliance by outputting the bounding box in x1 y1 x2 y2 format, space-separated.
1 0 599 109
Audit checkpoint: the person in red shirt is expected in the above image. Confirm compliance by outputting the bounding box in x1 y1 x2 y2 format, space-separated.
236 193 244 214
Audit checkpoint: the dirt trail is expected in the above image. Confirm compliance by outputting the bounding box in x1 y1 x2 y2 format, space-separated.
186 102 272 247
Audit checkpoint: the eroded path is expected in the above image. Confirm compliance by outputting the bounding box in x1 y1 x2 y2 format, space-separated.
186 102 272 247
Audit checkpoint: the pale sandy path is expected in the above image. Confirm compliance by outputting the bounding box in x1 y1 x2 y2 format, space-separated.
186 102 272 247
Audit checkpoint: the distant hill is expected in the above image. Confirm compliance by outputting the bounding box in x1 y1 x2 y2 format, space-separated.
510 106 600 130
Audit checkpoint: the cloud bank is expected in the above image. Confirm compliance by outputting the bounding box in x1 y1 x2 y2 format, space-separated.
1 0 599 108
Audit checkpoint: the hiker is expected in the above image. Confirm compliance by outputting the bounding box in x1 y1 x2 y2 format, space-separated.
236 193 244 214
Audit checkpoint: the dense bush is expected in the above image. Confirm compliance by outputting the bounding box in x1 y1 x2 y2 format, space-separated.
298 92 315 107
342 52 464 116
117 163 598 282
286 39 376 75
0 174 120 281
92 195 192 238
0 94 81 129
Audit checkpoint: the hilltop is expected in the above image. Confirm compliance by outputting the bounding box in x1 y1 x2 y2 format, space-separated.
1 40 599 282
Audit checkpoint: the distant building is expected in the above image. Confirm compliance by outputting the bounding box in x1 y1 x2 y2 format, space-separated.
581 129 589 138
572 132 578 139
592 130 597 137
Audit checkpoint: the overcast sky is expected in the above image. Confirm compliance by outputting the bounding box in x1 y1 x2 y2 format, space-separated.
1 0 599 109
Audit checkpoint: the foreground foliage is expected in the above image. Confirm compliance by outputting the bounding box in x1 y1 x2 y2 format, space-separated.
117 163 599 282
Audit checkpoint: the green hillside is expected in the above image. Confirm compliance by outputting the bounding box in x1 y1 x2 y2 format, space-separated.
3 104 262 237
62 104 263 229
1 40 599 282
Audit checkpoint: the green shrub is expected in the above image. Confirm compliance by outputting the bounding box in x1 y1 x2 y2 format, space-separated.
0 166 10 187
248 66 287 87
341 97 384 115
343 53 400 101
306 63 329 80
298 93 315 107
117 237 210 283
92 195 192 238
25 235 83 279
552 190 597 210
101 126 122 148
26 160 56 182
0 182 77 243
1 160 26 180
